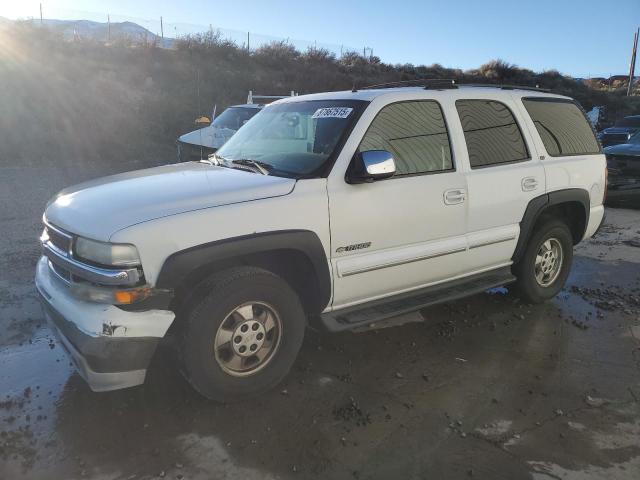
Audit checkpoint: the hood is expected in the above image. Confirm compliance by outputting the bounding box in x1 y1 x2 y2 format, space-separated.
178 125 236 149
604 142 640 156
45 162 296 241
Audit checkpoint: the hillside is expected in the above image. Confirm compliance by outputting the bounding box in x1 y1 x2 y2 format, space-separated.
0 21 638 168
39 18 175 48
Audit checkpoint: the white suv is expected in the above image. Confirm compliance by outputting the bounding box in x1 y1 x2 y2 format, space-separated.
36 85 606 401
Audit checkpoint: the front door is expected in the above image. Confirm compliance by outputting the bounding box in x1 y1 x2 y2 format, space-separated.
327 100 468 310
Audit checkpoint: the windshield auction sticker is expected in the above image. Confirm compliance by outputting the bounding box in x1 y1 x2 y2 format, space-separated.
312 107 353 119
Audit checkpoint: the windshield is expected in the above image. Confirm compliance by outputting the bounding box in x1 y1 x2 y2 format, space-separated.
216 100 367 177
212 107 259 130
616 117 640 128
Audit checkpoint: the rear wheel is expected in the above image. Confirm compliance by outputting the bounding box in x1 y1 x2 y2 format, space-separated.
181 267 305 401
513 219 573 304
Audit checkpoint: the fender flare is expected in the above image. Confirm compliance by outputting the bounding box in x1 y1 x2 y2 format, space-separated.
512 188 590 263
155 230 332 312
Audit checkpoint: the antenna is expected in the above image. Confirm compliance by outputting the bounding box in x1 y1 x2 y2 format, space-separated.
628 28 639 97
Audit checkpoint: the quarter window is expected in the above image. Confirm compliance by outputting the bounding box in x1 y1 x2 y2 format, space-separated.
456 100 529 168
522 98 601 157
358 101 453 175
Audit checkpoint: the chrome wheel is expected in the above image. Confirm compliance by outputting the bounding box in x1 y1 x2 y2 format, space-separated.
534 238 563 287
213 302 282 377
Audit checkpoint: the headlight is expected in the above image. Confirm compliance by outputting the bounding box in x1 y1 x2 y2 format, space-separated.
74 237 140 267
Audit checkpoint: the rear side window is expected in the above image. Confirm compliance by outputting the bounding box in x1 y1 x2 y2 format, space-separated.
358 101 453 175
522 98 601 157
456 100 529 168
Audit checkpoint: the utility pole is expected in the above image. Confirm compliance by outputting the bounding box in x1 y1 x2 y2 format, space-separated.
627 28 639 96
39 3 43 25
160 16 164 40
247 32 250 52
107 14 111 42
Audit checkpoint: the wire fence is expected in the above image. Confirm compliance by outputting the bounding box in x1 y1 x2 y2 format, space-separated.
14 4 637 84
21 5 361 57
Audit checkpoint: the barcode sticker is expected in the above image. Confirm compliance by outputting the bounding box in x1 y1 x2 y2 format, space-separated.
312 107 353 119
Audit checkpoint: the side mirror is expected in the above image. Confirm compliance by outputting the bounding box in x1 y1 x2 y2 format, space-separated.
347 150 396 183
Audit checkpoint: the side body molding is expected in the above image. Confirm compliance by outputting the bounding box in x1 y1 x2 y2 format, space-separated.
512 188 590 263
155 230 332 313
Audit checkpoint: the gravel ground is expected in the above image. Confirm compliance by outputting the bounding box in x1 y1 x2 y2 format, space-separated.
1 162 639 479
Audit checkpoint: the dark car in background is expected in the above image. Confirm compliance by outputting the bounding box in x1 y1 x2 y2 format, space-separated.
605 131 640 207
598 115 640 147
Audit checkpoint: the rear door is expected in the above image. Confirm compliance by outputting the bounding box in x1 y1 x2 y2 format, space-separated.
518 97 605 205
454 96 545 271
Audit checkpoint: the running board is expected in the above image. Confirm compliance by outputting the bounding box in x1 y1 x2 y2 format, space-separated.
320 267 516 332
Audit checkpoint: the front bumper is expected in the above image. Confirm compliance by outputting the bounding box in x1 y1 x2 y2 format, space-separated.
35 256 175 392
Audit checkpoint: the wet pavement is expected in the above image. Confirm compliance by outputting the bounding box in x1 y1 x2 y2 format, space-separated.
1 208 640 479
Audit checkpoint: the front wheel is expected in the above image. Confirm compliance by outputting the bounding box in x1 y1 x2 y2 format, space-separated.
181 267 306 402
513 219 573 304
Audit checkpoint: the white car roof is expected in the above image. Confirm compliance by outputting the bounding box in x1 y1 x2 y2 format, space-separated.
228 104 264 109
273 85 571 104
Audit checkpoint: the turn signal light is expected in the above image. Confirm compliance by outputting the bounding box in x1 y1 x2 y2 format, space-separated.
114 287 151 305
70 283 152 305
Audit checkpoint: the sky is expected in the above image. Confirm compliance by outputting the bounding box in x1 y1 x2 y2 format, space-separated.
1 0 639 77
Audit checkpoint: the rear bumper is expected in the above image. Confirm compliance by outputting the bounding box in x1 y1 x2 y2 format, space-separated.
35 256 175 392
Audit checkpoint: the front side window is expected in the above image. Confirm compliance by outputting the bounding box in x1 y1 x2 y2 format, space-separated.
456 99 529 168
216 100 367 177
358 101 453 176
522 98 601 157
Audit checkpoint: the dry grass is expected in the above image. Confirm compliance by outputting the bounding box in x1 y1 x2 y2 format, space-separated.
0 22 638 169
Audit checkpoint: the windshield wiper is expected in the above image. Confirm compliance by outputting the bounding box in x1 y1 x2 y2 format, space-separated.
205 153 230 166
231 159 271 175
201 154 271 176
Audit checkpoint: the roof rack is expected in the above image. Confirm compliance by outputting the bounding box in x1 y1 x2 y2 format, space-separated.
358 79 458 91
459 83 551 93
356 79 552 93
247 90 298 104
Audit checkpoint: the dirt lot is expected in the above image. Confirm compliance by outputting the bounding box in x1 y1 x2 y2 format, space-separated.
1 161 640 479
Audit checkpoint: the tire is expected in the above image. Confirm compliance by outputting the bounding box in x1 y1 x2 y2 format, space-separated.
181 266 305 402
513 218 573 304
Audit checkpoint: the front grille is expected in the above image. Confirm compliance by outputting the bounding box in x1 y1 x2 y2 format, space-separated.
608 155 638 163
49 260 72 283
45 224 72 254
601 133 630 146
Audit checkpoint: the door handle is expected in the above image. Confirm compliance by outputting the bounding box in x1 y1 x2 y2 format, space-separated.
444 188 466 205
522 177 538 192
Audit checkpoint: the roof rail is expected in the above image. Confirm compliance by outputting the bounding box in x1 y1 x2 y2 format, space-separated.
355 80 552 93
247 90 298 104
359 79 458 91
459 83 551 93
